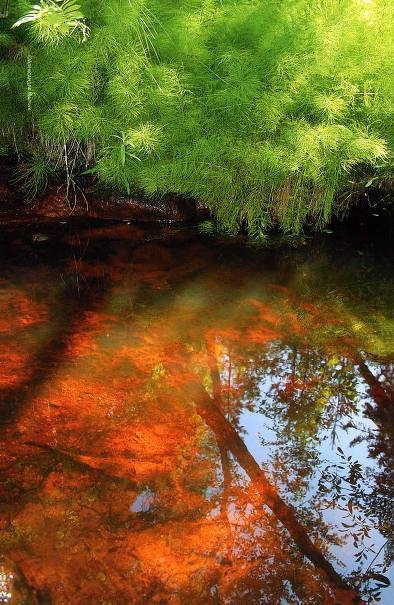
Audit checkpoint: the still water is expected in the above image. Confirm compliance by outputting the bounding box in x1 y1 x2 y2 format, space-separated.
0 222 393 604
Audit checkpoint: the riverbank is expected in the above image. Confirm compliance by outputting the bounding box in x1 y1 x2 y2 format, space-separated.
0 159 210 223
0 160 392 242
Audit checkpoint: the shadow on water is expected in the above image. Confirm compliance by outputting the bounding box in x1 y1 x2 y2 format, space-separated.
0 220 179 425
0 276 112 427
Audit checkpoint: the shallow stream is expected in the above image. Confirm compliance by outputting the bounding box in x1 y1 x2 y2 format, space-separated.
0 222 393 604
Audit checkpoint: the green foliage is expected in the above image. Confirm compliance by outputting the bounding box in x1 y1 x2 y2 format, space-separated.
12 0 89 45
1 0 393 234
11 144 56 200
198 219 216 235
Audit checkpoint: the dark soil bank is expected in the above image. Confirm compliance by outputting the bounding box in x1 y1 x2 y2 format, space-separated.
0 161 392 243
0 160 209 224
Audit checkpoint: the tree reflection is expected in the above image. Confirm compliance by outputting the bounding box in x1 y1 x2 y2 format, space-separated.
0 227 392 603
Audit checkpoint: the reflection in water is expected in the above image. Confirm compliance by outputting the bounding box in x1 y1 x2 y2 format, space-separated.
0 556 35 603
0 559 13 603
0 223 393 604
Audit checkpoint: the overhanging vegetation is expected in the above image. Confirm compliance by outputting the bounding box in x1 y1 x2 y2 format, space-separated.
1 0 393 235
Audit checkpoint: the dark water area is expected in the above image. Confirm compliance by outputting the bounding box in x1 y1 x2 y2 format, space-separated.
0 221 393 604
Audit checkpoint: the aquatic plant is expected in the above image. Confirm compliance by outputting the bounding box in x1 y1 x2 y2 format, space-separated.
1 0 393 234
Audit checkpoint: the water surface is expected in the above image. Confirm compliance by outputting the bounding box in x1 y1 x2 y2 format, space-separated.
0 223 393 604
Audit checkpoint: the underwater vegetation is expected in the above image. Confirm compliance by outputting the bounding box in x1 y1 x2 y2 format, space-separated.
0 0 393 235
